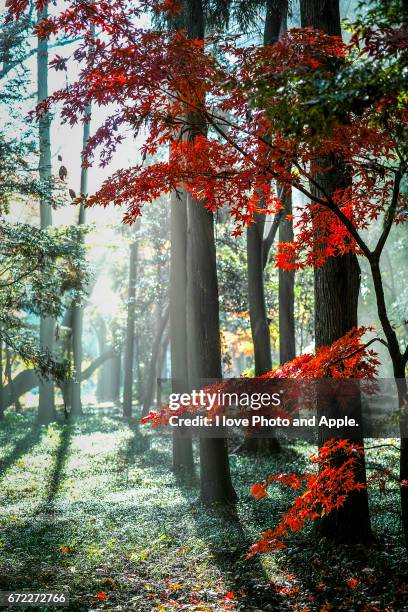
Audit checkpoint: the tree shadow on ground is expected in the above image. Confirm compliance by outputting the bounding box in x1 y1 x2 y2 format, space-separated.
189 500 282 610
278 531 408 611
39 422 73 514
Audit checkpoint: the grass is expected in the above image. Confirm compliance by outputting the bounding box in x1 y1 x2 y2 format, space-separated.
0 408 407 611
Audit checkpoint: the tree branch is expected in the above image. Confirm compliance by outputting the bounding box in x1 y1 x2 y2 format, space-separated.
262 210 283 269
374 169 402 259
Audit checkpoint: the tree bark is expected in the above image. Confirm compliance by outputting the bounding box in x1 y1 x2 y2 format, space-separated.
187 192 237 503
123 230 139 418
370 256 408 546
300 0 372 544
279 187 296 365
170 188 194 472
142 306 169 417
168 7 194 474
70 101 91 416
243 0 290 454
5 348 22 412
247 213 272 376
156 329 170 406
37 3 55 424
183 0 236 503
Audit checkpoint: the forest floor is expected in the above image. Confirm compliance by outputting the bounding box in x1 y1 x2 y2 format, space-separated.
0 408 407 611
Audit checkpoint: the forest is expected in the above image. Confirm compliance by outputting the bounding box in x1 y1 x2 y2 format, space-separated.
0 0 407 610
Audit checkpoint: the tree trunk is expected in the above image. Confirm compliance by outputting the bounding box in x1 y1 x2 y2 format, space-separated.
168 7 195 473
183 0 236 503
123 231 139 418
142 306 169 417
300 0 372 543
5 348 22 413
170 188 194 472
370 257 408 546
247 213 272 376
187 192 237 504
279 187 296 365
70 103 91 416
37 4 55 424
395 369 408 547
266 0 296 366
156 329 170 406
243 0 290 454
110 351 121 403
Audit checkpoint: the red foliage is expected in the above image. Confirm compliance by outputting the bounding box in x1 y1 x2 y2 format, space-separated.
7 0 404 267
264 327 380 379
247 439 366 556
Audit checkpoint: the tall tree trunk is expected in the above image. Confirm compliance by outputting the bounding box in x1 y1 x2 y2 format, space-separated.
170 189 194 472
70 102 91 416
246 0 289 377
123 230 139 418
300 0 371 543
142 306 169 417
37 4 55 424
187 192 237 503
244 0 291 453
183 0 236 503
168 7 195 473
265 0 296 366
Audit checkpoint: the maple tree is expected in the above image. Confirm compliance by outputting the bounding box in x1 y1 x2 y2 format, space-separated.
8 0 408 545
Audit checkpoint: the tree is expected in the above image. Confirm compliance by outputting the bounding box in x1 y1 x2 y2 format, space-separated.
70 100 92 417
37 2 56 424
244 0 291 453
184 0 236 503
298 0 371 543
14 0 407 530
142 305 169 416
170 187 194 471
123 223 140 418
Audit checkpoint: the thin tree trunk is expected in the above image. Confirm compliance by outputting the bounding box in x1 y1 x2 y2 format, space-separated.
37 4 55 424
247 213 272 376
156 329 170 406
244 0 290 454
265 0 296 366
369 257 408 546
5 348 22 413
70 101 91 416
300 0 371 543
142 306 169 417
123 230 139 418
278 187 296 365
110 351 121 403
